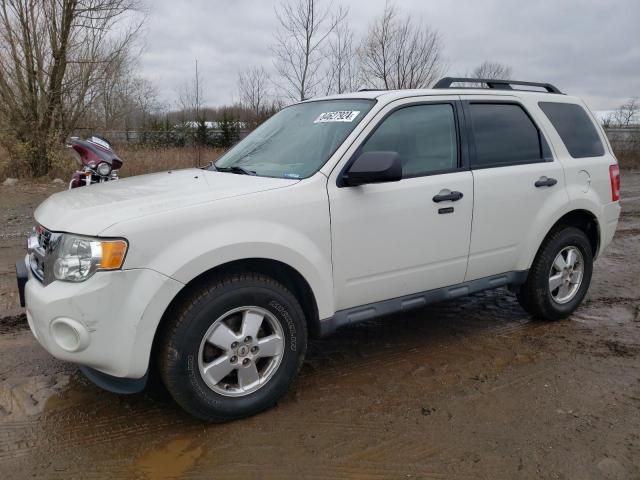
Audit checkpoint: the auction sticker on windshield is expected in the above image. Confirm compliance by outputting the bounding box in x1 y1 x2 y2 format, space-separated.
314 111 360 123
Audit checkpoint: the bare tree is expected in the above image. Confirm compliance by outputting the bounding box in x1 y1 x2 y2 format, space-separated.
601 112 614 128
175 60 208 165
472 60 513 79
324 14 359 94
613 97 639 127
359 3 445 90
130 76 160 130
96 74 158 134
272 0 346 101
238 66 271 123
86 51 158 134
0 0 144 176
177 59 205 123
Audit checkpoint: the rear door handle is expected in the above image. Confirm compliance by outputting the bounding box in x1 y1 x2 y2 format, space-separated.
535 176 557 188
433 190 464 203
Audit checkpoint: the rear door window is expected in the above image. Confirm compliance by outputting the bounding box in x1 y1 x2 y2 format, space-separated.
538 102 605 158
468 103 546 168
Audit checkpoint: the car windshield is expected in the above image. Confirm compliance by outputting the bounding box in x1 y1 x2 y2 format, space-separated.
212 99 375 179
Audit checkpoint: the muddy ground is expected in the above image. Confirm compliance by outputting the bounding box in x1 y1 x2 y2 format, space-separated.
0 174 639 480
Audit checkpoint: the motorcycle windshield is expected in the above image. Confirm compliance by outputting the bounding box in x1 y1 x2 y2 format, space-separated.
71 138 122 169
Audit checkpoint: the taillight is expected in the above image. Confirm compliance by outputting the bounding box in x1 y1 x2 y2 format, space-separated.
609 164 620 201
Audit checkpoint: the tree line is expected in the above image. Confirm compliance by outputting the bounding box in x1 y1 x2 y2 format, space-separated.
0 0 514 177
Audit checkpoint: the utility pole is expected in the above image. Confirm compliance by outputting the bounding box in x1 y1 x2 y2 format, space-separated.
195 59 200 122
195 59 200 167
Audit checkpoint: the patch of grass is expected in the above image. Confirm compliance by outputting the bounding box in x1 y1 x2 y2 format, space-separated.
608 130 640 170
115 146 224 178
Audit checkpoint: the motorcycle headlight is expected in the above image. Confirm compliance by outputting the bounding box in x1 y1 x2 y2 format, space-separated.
97 162 111 176
52 234 128 282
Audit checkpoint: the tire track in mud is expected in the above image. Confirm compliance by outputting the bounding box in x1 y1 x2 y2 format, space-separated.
0 314 29 334
2 306 639 479
0 306 551 476
0 292 601 473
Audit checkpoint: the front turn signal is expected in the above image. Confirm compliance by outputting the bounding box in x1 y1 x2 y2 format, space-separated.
99 240 128 270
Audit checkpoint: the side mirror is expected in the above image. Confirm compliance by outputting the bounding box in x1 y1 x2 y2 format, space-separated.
342 151 402 187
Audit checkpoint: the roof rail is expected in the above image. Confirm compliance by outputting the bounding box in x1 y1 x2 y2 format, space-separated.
433 77 563 94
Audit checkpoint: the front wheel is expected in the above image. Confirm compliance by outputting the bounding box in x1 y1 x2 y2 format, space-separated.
157 273 307 422
517 227 593 320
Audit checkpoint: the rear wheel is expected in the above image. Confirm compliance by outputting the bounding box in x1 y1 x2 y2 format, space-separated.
157 273 307 422
517 227 593 320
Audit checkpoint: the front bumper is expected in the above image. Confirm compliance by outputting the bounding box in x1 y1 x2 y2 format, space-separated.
20 255 183 379
15 259 28 307
80 365 149 394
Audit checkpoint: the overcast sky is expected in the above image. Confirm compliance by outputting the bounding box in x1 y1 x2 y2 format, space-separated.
137 0 640 111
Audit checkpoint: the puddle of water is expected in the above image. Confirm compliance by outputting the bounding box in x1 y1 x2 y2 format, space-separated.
135 437 203 480
0 373 70 417
43 379 94 414
573 303 637 327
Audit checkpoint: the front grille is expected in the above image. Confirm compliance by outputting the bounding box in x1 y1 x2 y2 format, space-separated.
28 226 54 283
36 225 52 250
29 252 45 282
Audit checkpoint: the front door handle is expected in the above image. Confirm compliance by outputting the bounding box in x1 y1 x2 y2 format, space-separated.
433 190 464 203
535 176 558 188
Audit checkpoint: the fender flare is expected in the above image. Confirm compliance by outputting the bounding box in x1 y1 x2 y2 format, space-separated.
517 199 602 270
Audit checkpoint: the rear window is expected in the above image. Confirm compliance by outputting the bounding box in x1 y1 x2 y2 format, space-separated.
538 102 604 158
468 103 545 168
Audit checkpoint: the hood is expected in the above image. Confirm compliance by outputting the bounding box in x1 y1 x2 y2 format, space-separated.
35 169 297 235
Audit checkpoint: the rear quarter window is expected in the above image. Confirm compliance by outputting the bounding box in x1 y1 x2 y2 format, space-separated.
538 102 605 158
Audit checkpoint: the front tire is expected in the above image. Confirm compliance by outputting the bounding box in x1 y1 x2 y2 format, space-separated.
157 273 307 422
517 227 593 320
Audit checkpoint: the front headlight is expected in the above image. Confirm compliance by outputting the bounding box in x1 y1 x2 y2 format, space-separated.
52 234 128 283
96 162 111 176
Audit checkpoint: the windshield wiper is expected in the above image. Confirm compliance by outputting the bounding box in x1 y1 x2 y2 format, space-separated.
214 165 257 176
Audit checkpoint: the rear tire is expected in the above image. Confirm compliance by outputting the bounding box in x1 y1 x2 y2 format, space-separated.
517 227 593 320
157 273 307 422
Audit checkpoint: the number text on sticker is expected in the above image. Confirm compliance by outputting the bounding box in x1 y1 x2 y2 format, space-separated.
314 111 360 123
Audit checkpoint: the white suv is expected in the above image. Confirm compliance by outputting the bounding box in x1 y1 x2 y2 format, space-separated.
16 78 621 421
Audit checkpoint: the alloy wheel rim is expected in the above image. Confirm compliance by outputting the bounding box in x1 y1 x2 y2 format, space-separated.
548 246 584 304
197 306 285 397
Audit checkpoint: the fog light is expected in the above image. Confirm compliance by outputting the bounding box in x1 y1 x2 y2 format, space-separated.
50 318 90 352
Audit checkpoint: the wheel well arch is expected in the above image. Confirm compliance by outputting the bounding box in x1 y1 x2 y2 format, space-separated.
546 209 600 258
150 258 321 370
